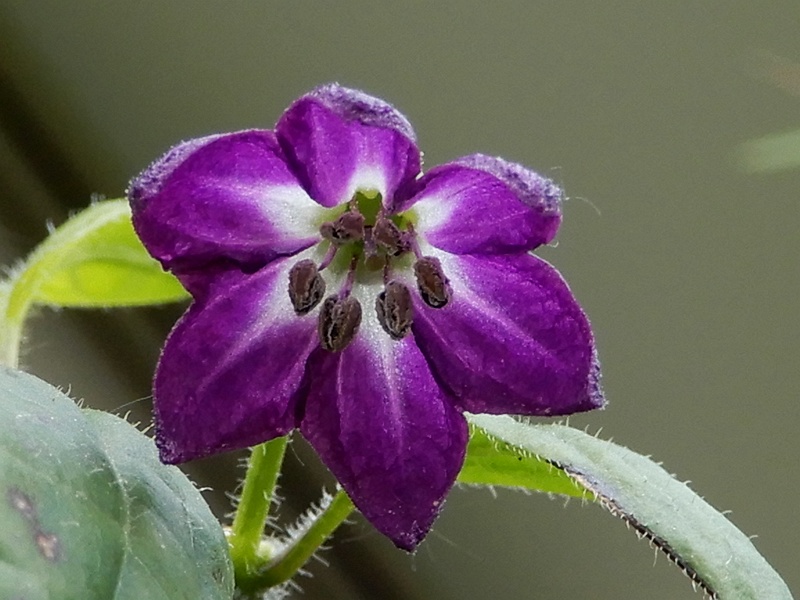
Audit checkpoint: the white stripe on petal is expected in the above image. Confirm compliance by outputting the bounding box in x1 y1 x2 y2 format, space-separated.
257 184 325 239
347 166 388 203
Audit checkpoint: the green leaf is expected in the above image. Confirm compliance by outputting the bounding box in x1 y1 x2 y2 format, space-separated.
0 366 233 600
12 199 188 309
1 198 188 367
467 414 793 600
458 425 589 498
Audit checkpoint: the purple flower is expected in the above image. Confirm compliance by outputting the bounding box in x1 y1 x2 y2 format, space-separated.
128 84 604 550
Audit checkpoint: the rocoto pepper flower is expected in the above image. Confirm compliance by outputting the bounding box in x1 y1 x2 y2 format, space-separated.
128 84 604 550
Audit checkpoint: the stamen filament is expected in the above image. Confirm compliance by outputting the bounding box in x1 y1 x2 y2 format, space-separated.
382 256 392 284
405 223 424 260
339 253 360 298
317 243 338 271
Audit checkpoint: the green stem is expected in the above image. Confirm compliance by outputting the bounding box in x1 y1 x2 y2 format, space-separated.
0 273 31 369
228 436 288 581
0 322 22 369
238 488 355 594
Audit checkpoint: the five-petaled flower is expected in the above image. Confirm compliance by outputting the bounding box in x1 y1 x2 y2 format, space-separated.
128 83 604 551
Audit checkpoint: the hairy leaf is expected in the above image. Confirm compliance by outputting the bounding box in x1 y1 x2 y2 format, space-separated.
467 414 792 600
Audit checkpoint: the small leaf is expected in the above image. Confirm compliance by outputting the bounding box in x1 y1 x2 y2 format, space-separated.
467 414 793 600
0 366 233 599
458 425 589 498
14 199 188 309
1 199 188 367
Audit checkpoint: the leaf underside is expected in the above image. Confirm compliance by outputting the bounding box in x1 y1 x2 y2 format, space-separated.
459 424 590 499
465 414 792 600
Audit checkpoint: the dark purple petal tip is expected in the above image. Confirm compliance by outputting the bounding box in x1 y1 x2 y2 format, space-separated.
276 84 421 209
454 154 563 245
306 83 417 142
128 134 223 209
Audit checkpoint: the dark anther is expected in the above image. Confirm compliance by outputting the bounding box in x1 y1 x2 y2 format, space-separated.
320 210 365 245
414 256 451 308
372 216 408 256
318 295 363 352
288 259 326 315
375 281 414 340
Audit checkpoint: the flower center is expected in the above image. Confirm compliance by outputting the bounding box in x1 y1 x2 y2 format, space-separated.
287 191 452 352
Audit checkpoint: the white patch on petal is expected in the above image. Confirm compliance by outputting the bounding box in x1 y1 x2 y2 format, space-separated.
350 297 406 431
414 240 450 265
411 194 455 237
347 166 388 204
257 184 324 239
374 336 405 431
350 276 387 349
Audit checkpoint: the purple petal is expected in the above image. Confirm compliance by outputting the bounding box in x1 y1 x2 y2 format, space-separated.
129 130 323 295
154 256 319 463
401 155 562 253
299 336 468 551
276 84 421 209
409 252 604 416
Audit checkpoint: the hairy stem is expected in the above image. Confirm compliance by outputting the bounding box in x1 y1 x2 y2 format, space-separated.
238 488 355 594
229 437 288 582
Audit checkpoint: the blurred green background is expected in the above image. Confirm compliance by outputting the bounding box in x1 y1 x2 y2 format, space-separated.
0 2 797 598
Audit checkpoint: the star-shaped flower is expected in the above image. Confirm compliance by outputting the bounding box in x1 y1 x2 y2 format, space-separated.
128 84 604 550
